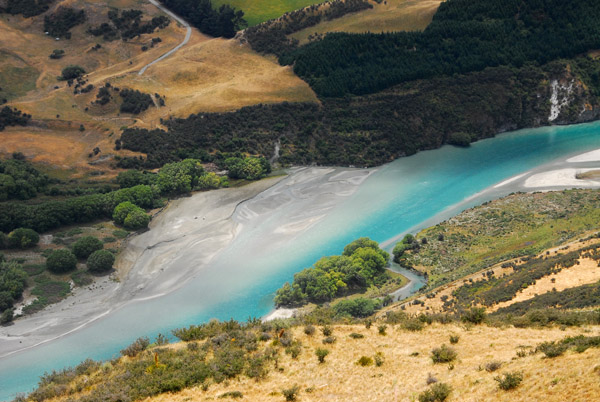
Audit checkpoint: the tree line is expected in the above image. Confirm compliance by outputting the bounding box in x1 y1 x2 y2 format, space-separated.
0 106 30 131
281 0 600 97
159 0 246 38
88 8 170 41
117 59 598 168
0 0 54 17
43 6 86 39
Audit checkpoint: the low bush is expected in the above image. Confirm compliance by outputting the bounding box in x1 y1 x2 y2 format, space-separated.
315 348 329 363
218 391 243 399
485 361 502 372
281 385 299 401
7 228 39 249
349 332 364 339
120 337 150 357
536 341 568 358
356 356 373 366
494 371 523 390
418 382 452 402
431 345 457 364
304 324 315 336
449 335 459 344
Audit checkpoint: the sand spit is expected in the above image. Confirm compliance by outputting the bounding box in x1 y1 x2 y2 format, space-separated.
0 167 373 358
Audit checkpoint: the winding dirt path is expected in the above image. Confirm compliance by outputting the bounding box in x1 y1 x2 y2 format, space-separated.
138 0 192 76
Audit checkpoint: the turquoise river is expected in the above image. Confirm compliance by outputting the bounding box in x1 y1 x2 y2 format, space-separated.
2 121 600 400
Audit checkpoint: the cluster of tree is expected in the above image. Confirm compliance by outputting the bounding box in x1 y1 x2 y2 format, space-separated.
224 156 270 180
119 88 154 114
393 234 422 265
46 246 115 274
117 59 591 168
274 238 390 306
112 201 150 230
245 0 371 57
0 228 39 249
0 0 54 17
0 184 159 233
43 7 86 39
0 255 27 318
333 297 381 318
94 85 112 106
0 106 31 131
60 65 85 80
159 0 246 38
0 157 49 201
282 0 600 97
88 9 170 41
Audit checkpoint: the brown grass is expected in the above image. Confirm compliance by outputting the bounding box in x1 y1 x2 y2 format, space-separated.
289 0 443 45
140 323 600 402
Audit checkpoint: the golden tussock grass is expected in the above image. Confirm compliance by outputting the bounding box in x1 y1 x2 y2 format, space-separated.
289 0 443 45
142 323 600 402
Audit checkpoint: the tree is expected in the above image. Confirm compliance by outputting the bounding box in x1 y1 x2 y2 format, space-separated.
87 250 115 273
157 159 204 194
123 208 150 230
112 201 139 225
0 308 13 324
46 249 77 273
72 236 103 259
60 65 85 80
7 228 39 249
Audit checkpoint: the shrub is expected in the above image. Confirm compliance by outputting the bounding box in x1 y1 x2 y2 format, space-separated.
113 201 139 224
418 382 452 402
378 324 387 335
304 324 315 336
315 348 329 363
494 371 523 390
0 308 14 324
46 249 77 273
72 236 103 259
402 318 424 331
449 335 459 344
431 345 457 364
321 325 333 336
285 343 302 359
374 352 384 367
485 361 502 372
349 332 364 339
322 336 336 344
7 228 39 249
356 356 373 366
461 307 486 324
120 337 150 357
281 385 299 401
86 250 115 273
537 341 568 358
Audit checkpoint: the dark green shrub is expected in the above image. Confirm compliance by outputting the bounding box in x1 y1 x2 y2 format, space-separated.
378 324 387 335
60 65 85 80
494 371 523 390
349 332 364 339
418 382 452 402
322 336 336 344
281 385 299 401
321 325 333 336
449 335 459 344
356 356 373 366
7 228 39 249
315 348 329 363
461 307 486 324
285 343 302 359
123 208 150 230
72 236 103 259
0 308 14 324
431 345 457 364
120 337 149 357
46 249 77 273
402 318 424 331
374 352 384 367
86 250 115 273
537 341 568 358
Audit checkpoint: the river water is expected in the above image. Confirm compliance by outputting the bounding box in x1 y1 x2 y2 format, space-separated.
2 121 600 400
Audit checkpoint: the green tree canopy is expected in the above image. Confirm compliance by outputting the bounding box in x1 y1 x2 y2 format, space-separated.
87 250 115 273
7 228 39 249
72 236 103 259
46 249 77 273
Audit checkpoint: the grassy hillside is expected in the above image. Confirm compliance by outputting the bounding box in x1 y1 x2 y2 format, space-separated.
213 0 323 26
289 0 442 45
19 320 600 402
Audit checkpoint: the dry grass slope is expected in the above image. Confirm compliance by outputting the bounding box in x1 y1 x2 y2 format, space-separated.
289 0 443 45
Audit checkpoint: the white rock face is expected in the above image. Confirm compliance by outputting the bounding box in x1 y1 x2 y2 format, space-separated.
548 79 574 122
